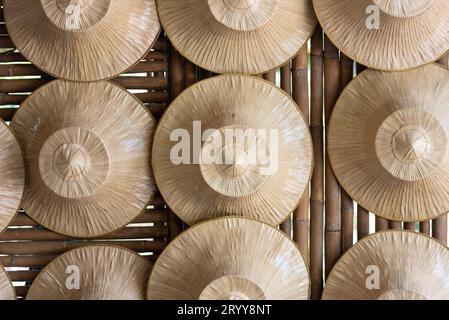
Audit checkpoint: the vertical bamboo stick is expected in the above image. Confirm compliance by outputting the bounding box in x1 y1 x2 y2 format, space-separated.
354 63 371 240
184 60 196 88
280 63 293 237
263 70 276 83
420 221 430 235
389 221 402 230
433 216 448 244
404 222 416 231
324 35 341 278
375 216 389 231
433 55 448 244
292 47 310 259
353 64 370 238
309 27 324 300
357 206 370 239
340 54 354 252
168 41 184 239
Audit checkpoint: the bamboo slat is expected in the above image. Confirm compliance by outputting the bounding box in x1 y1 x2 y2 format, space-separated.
280 62 293 237
309 27 324 300
167 41 185 240
420 221 431 235
324 35 341 278
340 54 354 252
292 47 310 258
353 63 371 240
357 206 370 239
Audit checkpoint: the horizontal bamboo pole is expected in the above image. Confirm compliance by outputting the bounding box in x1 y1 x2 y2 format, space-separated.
1 254 58 268
0 225 168 241
11 209 169 227
0 50 166 64
112 76 167 90
0 79 48 93
14 286 29 298
0 253 158 268
0 36 167 51
8 270 39 282
0 239 167 255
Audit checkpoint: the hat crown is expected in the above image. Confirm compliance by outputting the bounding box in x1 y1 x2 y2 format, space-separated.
41 0 112 30
373 0 434 17
377 289 427 300
208 0 278 31
199 275 266 300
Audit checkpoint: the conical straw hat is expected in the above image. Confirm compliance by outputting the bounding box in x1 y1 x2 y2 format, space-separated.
11 80 156 238
26 245 151 300
157 0 316 74
0 119 25 234
153 74 313 226
313 0 449 71
147 217 310 300
328 64 449 222
0 264 16 300
322 231 449 300
3 0 160 82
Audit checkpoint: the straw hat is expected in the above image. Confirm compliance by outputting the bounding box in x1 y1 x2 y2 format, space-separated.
147 217 310 300
11 80 156 238
0 119 25 234
313 0 449 71
0 264 16 300
3 0 160 81
328 64 449 222
26 245 151 300
157 0 316 74
322 231 449 300
153 74 313 226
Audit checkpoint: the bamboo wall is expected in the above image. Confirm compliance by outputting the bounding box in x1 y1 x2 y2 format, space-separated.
0 6 447 300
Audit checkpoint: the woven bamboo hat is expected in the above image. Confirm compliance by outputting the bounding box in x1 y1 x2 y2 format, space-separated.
147 217 310 300
0 119 25 234
157 0 316 75
3 0 160 82
11 80 156 238
313 0 449 71
26 245 151 300
153 74 313 226
328 64 449 222
0 264 16 300
322 231 449 300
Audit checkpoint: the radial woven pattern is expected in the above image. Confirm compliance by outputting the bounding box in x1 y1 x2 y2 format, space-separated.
313 0 449 71
11 80 156 238
157 0 316 74
0 119 25 234
328 64 449 222
27 245 152 300
147 217 310 300
153 74 313 226
322 231 449 300
3 0 160 81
